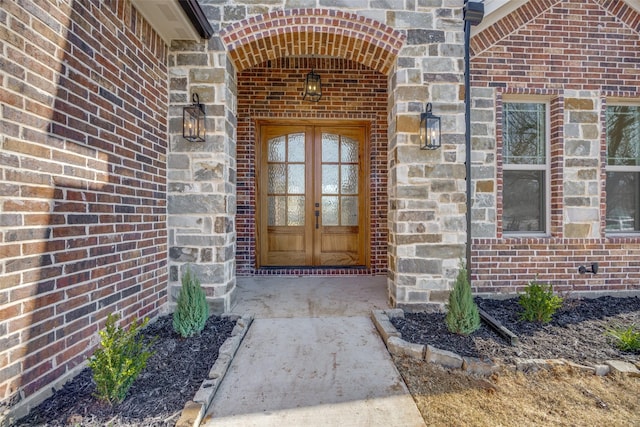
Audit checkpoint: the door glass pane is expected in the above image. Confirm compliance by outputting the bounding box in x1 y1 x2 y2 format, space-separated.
341 196 358 226
322 196 339 226
322 134 339 162
268 164 286 193
503 170 545 232
322 165 339 194
268 196 286 226
341 165 358 194
288 164 305 193
287 195 305 226
288 133 305 162
341 137 358 162
268 136 285 162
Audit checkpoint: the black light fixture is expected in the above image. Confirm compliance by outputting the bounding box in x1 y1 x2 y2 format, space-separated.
303 68 322 102
419 102 441 150
183 93 206 142
464 0 485 26
578 262 599 275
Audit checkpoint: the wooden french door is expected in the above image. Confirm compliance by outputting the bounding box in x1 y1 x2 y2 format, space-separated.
257 122 368 267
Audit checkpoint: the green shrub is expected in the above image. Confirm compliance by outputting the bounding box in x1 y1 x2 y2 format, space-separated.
518 281 563 323
89 314 153 405
173 265 209 338
606 325 640 352
446 262 481 336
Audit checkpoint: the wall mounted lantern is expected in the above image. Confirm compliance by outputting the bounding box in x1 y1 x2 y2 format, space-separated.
303 69 322 102
183 93 206 142
420 102 441 150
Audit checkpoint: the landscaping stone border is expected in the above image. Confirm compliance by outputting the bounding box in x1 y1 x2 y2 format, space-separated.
371 309 640 378
175 314 254 427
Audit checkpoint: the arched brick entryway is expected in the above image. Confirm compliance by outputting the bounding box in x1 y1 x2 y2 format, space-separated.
221 10 405 276
219 9 405 74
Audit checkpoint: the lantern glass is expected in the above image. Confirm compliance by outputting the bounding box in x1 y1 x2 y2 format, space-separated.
183 94 206 142
303 70 322 102
420 103 441 150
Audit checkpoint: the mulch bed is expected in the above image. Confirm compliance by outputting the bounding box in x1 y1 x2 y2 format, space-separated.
392 296 640 365
15 315 235 427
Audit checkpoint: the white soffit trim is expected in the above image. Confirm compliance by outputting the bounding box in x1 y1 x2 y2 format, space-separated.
473 0 527 34
474 0 640 36
130 0 201 43
626 0 640 13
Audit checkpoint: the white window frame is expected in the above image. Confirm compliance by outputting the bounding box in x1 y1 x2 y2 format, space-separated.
501 97 551 236
605 101 640 234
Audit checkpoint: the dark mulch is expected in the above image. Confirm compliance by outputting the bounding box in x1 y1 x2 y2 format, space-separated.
16 315 235 427
391 296 640 365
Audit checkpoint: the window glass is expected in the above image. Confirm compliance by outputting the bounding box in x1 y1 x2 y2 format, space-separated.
503 103 546 165
606 105 640 232
503 170 545 232
502 102 548 234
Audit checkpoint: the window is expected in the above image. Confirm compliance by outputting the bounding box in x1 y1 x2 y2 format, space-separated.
502 101 549 234
606 105 640 233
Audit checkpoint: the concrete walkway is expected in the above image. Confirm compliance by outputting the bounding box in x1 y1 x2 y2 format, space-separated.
201 277 425 427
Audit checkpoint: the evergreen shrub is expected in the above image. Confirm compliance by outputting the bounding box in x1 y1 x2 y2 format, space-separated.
445 261 481 336
518 281 563 323
173 265 209 338
89 314 153 405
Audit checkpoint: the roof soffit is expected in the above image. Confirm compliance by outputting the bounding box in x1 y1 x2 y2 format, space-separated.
131 0 211 43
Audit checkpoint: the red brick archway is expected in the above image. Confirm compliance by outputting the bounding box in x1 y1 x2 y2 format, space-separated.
219 9 405 75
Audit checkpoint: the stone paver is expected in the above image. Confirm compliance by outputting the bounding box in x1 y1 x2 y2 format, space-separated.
605 360 640 377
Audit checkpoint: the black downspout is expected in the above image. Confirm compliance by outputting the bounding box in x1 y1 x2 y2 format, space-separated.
463 1 484 282
464 19 472 283
179 0 214 39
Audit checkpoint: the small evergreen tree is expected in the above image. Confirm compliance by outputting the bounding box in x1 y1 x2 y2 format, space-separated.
446 261 481 336
173 265 209 338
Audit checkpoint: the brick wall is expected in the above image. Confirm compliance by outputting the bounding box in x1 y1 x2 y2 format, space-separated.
236 57 388 275
0 0 168 414
469 0 640 292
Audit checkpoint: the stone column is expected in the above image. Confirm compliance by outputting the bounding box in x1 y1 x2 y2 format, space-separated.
563 92 602 238
167 37 237 313
387 6 467 311
470 86 497 239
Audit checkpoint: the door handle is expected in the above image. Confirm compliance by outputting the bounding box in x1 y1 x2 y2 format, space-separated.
315 203 320 229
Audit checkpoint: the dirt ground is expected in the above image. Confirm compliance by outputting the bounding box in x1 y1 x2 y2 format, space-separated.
392 295 640 426
395 356 640 427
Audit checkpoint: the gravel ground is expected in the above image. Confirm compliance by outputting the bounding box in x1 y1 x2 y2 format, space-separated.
392 296 640 365
15 315 235 427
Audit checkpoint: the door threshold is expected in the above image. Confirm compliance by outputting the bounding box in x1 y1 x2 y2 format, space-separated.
254 266 371 275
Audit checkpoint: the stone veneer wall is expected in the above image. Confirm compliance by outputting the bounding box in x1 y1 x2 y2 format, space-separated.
469 0 640 293
167 38 238 313
0 0 168 417
167 2 468 311
236 57 388 276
